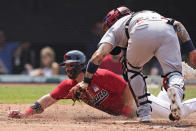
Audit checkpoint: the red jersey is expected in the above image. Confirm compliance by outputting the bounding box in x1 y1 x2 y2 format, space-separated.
99 54 123 75
50 69 127 116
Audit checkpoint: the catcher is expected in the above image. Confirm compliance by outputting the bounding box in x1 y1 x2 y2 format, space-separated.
71 6 196 122
8 50 196 120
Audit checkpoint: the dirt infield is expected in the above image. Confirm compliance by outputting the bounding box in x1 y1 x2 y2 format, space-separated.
0 104 195 131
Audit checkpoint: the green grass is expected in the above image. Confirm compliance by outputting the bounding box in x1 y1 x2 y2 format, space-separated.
0 84 73 104
0 84 196 104
148 88 161 96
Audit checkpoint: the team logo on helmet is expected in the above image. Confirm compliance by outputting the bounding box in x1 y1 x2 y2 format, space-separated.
64 54 71 61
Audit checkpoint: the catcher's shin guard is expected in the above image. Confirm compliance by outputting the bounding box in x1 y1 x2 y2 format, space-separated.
121 54 151 121
162 71 185 120
127 69 152 119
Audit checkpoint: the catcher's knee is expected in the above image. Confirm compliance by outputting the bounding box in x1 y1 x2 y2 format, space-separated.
162 71 184 90
162 71 185 99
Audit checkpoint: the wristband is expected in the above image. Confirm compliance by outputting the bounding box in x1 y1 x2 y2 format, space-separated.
182 40 196 54
84 77 93 85
31 101 44 114
86 60 99 74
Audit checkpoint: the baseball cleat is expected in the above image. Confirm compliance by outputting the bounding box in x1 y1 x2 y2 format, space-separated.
167 87 182 120
169 113 176 121
140 115 151 123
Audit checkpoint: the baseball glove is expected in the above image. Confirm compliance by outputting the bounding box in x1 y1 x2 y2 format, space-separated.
66 84 93 103
8 110 23 118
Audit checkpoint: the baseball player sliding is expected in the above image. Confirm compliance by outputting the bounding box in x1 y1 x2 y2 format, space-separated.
8 50 196 121
71 6 196 123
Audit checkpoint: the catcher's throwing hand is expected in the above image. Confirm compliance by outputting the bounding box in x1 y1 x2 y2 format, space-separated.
66 81 93 102
8 110 24 118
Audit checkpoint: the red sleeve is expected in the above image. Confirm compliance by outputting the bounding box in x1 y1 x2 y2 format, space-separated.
50 79 77 100
99 55 111 69
99 55 123 75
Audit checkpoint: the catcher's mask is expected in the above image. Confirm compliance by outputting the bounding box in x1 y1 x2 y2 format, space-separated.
103 6 131 32
59 50 86 79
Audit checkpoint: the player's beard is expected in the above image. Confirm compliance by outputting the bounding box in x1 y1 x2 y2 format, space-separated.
66 70 78 79
66 65 82 79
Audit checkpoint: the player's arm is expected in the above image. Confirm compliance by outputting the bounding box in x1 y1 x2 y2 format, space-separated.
83 43 113 86
173 21 191 43
8 94 57 118
24 94 57 117
173 21 196 67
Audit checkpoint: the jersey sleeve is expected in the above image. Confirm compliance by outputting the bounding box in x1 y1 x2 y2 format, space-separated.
50 80 74 100
98 26 116 47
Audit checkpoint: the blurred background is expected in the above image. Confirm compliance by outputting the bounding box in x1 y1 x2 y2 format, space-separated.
0 0 195 79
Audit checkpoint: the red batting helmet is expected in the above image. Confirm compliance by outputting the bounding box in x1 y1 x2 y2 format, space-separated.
103 6 131 32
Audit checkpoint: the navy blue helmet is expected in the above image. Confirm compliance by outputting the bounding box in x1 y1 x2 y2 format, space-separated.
60 50 86 79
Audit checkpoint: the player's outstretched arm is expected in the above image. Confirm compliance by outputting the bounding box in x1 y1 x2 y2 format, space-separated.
8 94 57 118
174 21 196 67
37 94 57 109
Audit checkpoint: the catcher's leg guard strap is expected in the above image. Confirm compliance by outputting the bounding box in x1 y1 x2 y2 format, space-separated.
127 70 151 107
138 93 152 105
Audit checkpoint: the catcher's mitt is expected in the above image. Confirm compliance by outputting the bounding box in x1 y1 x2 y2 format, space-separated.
8 110 23 118
66 84 93 103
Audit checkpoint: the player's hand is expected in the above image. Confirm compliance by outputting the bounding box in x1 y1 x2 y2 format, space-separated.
8 110 24 118
77 81 89 91
189 50 196 68
66 81 93 102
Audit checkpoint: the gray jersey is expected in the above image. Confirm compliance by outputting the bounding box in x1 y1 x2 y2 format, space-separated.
99 11 165 48
100 10 182 75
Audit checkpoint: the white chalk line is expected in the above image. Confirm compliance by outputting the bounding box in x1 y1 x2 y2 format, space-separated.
4 123 190 130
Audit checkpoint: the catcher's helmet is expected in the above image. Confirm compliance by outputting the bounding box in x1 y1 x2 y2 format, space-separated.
60 50 86 79
103 6 131 32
